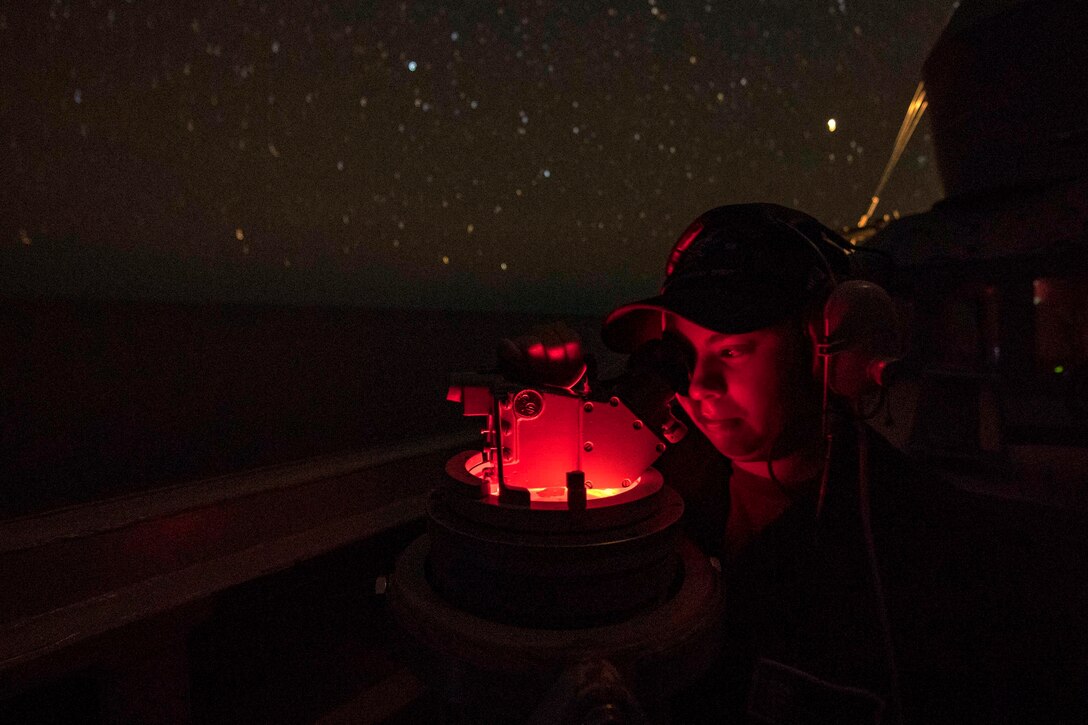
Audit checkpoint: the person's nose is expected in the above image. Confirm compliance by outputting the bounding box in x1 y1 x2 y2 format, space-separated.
687 354 726 401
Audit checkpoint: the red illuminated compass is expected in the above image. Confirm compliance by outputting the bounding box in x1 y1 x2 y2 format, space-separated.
388 367 720 722
447 374 685 510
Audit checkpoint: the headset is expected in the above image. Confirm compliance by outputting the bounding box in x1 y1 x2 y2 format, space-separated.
766 215 900 405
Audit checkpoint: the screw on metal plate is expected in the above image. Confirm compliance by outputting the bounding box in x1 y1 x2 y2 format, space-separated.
583 402 594 412
513 389 544 418
656 443 666 453
583 441 593 452
609 396 620 407
621 479 631 488
632 420 643 430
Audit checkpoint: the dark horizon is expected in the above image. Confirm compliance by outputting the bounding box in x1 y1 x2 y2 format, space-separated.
0 234 655 315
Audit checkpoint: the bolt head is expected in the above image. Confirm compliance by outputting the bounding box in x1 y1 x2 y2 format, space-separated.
513 389 544 418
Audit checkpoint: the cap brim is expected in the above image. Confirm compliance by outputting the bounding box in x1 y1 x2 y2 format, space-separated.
601 299 669 354
602 284 802 353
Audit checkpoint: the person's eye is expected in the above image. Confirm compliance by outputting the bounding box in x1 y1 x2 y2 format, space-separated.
719 346 748 360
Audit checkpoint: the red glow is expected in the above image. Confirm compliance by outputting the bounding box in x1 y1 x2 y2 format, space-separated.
453 383 666 509
465 453 660 510
492 391 664 504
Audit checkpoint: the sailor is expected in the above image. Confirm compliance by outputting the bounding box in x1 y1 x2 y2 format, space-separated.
502 203 1088 724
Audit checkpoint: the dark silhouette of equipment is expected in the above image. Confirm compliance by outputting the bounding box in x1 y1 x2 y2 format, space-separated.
866 0 1088 511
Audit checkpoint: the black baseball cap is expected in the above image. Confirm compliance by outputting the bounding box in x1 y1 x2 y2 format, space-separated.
602 203 852 353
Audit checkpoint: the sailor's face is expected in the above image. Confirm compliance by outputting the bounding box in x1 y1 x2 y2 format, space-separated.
668 314 818 462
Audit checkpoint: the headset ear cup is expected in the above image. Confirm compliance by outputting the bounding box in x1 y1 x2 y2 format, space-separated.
822 280 901 400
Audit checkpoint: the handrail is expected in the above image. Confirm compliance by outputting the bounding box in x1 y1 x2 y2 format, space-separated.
0 432 477 554
0 432 476 682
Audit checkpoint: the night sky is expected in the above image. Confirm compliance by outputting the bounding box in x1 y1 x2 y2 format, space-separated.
2 1 955 312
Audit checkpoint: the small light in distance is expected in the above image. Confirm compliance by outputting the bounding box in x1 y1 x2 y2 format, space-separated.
827 118 837 133
407 60 418 72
